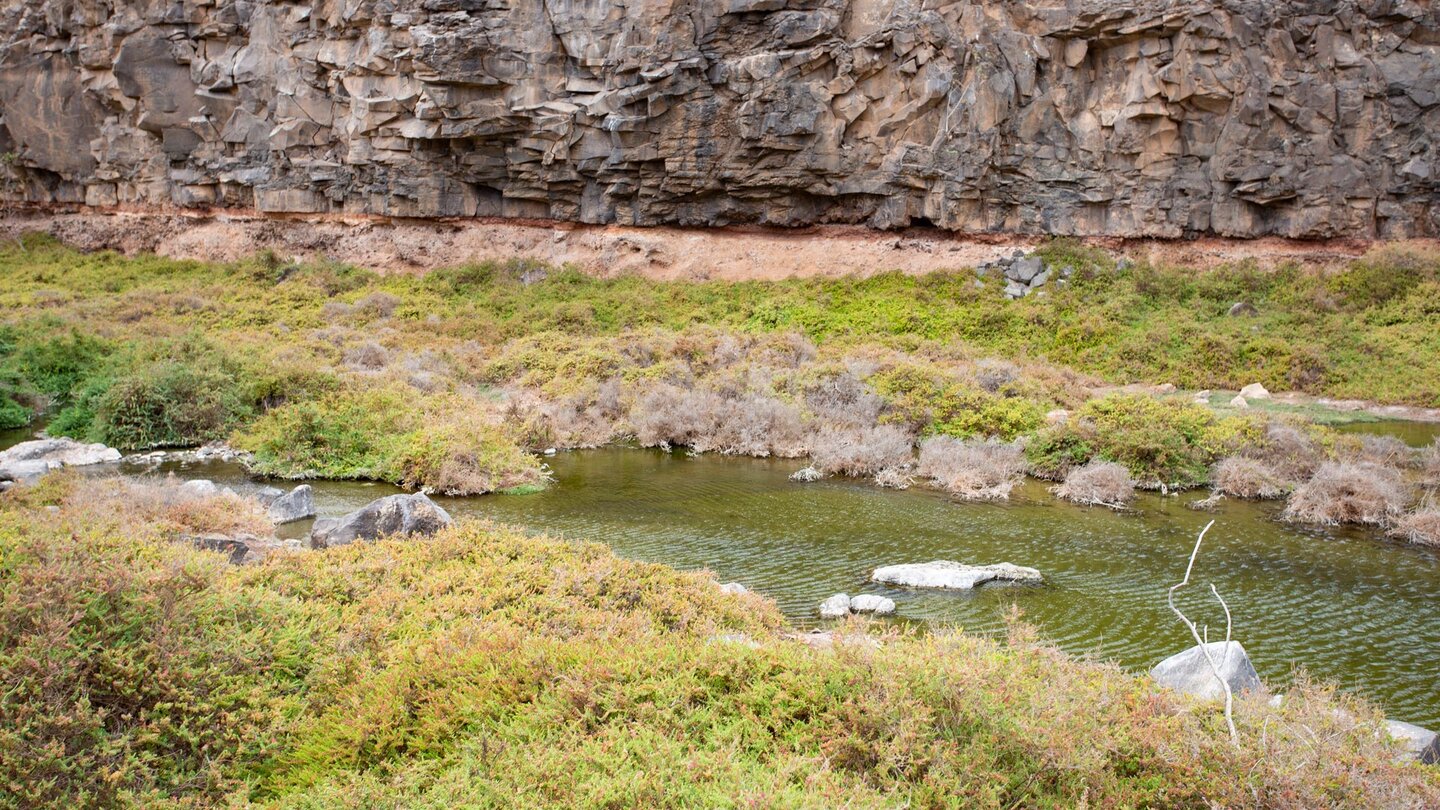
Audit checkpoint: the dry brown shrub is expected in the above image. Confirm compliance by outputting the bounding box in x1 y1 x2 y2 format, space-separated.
1052 460 1135 507
807 424 914 477
917 436 1026 500
972 358 1019 393
1210 456 1289 499
1282 462 1410 526
1357 434 1414 467
1252 423 1326 479
60 475 272 537
356 291 401 318
343 340 389 370
1389 508 1440 546
803 371 885 428
873 467 912 489
631 384 806 458
1420 438 1440 486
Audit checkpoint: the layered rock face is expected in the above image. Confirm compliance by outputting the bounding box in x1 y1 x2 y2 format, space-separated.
1 0 1436 238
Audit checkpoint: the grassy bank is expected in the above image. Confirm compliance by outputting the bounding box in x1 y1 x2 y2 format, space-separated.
2 475 1437 808
0 235 1437 537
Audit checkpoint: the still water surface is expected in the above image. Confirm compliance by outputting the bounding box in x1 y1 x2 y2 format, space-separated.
5 424 1438 726
155 446 1440 727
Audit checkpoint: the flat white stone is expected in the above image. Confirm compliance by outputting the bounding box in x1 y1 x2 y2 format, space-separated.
849 594 896 615
818 593 851 618
871 561 1042 590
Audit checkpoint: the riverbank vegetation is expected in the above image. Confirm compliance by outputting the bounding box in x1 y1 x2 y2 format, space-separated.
1 234 1438 538
3 475 1438 807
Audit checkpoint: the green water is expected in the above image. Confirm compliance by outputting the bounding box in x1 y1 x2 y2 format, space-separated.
126 446 1440 728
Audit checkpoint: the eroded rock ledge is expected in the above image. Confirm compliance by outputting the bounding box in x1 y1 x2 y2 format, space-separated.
1 0 1437 239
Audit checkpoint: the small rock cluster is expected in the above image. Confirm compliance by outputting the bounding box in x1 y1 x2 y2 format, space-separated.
975 251 1074 300
0 437 121 489
818 593 897 618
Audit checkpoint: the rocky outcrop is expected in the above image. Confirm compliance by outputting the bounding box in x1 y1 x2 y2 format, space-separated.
872 561 1043 590
1384 719 1440 765
1 0 1436 239
0 438 121 483
266 484 316 524
309 493 452 548
1149 640 1263 700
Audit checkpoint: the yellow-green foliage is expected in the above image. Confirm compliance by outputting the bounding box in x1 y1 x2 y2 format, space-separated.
1028 394 1262 487
235 388 543 495
2 481 1437 808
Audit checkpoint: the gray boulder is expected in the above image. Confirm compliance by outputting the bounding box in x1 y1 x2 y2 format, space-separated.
267 485 316 524
872 561 1042 590
254 486 285 505
1384 720 1440 765
177 479 220 498
818 593 852 619
1150 641 1263 701
1007 256 1045 283
309 493 453 549
849 594 896 615
0 437 121 482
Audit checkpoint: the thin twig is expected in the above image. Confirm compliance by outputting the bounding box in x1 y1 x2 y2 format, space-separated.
1167 520 1240 745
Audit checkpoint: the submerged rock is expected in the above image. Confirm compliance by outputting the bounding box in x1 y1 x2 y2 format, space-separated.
1149 641 1262 701
872 561 1043 590
818 593 852 619
309 493 453 549
0 437 121 482
849 594 896 615
1384 720 1440 765
267 484 316 524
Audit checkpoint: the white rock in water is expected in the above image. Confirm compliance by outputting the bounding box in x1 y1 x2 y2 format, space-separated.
818 593 852 618
849 594 896 615
872 561 1043 590
1150 641 1262 701
719 582 748 595
177 479 220 498
1384 719 1440 764
1239 383 1272 400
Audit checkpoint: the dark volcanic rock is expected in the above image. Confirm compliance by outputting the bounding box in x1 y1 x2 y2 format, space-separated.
309 493 453 549
1 0 1437 238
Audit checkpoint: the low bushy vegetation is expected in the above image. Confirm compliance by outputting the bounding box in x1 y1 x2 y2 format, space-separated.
917 436 1026 500
1053 460 1137 507
1390 507 1440 546
3 478 1439 807
1026 394 1257 488
1211 456 1290 499
1 235 1437 530
235 388 544 495
1282 462 1411 527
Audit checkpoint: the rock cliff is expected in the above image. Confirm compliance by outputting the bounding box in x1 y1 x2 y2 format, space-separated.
1 0 1437 238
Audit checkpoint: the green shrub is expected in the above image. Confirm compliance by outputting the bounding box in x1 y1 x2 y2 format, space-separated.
871 365 1047 440
41 337 254 449
12 330 108 405
1032 394 1260 488
237 387 411 481
3 486 1437 808
237 388 543 494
